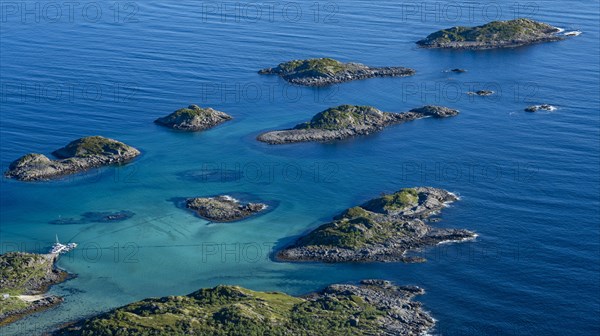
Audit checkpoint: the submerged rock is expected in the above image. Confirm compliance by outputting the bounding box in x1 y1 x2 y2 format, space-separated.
186 195 267 222
417 18 564 50
276 187 476 263
177 169 243 183
49 210 135 225
257 104 458 144
525 104 557 112
259 58 415 86
53 280 435 336
4 136 140 181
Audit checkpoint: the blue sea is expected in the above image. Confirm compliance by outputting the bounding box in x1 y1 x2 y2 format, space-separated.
1 1 599 335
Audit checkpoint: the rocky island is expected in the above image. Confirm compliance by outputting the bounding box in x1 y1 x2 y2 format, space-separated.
277 187 476 263
257 105 458 144
0 252 69 326
4 136 140 181
53 280 434 336
258 58 415 86
417 18 564 49
186 195 267 222
155 104 232 131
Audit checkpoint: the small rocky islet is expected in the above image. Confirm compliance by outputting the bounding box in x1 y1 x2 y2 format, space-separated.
4 136 140 181
525 104 557 112
185 195 268 222
417 18 565 50
52 280 434 336
259 58 415 86
257 104 459 144
0 252 69 326
154 104 232 131
467 90 495 96
276 187 476 263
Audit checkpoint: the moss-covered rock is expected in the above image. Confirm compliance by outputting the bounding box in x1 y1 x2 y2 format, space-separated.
4 136 140 181
277 187 476 263
417 18 564 49
53 281 435 336
259 58 415 86
52 136 138 158
257 105 458 144
155 105 232 131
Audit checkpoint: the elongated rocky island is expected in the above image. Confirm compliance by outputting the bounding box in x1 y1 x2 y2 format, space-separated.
155 104 232 131
53 280 434 335
186 195 267 222
277 187 475 263
259 58 415 86
417 18 564 49
257 105 458 144
4 136 140 181
0 252 69 326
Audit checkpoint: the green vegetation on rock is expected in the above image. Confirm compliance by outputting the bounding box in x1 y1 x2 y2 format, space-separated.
418 18 560 46
168 105 217 119
294 105 384 130
1 252 67 326
362 188 419 212
275 58 347 76
52 136 136 158
276 187 475 262
295 189 424 250
0 252 54 294
54 285 396 335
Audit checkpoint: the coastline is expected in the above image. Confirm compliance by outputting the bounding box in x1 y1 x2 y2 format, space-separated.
0 253 74 327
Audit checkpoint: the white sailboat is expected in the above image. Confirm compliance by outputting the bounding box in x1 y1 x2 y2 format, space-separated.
49 235 77 254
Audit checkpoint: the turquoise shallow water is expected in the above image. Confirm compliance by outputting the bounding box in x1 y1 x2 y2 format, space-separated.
1 1 599 334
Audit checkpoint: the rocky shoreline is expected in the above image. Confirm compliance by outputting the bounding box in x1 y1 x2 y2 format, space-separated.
4 136 140 181
186 195 267 222
52 280 434 335
155 104 232 131
276 187 476 263
258 105 459 144
417 18 564 50
0 252 70 326
259 58 415 86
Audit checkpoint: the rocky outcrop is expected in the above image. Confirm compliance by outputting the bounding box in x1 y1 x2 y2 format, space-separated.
186 195 267 222
259 58 415 86
525 104 557 112
276 187 476 263
53 280 435 336
417 18 564 49
257 105 458 144
155 104 232 131
4 136 140 181
0 252 69 326
467 90 495 96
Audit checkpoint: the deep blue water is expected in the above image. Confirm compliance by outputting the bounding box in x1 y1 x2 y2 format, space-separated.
1 1 599 335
